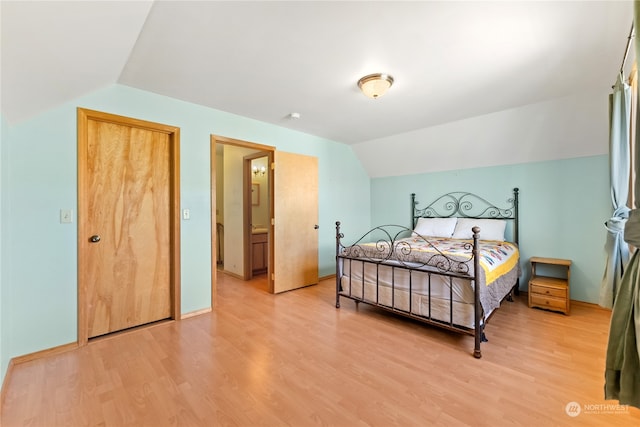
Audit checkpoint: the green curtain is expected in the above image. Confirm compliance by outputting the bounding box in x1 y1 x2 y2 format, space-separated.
604 245 640 408
604 1 640 410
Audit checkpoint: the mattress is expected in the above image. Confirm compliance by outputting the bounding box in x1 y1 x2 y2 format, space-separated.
338 237 520 328
339 261 477 327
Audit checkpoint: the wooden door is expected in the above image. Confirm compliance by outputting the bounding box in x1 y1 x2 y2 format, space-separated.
273 151 319 293
77 109 180 343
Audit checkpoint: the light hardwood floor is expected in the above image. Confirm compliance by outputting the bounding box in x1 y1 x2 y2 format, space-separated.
2 273 639 427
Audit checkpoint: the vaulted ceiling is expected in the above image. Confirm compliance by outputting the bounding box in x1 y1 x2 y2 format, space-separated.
1 1 634 145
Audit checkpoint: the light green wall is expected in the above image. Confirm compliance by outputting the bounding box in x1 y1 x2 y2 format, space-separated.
0 84 370 380
371 155 610 304
1 113 7 380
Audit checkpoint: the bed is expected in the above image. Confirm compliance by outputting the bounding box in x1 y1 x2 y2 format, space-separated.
335 188 520 358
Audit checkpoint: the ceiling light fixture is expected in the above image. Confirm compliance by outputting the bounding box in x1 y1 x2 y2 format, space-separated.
357 73 394 99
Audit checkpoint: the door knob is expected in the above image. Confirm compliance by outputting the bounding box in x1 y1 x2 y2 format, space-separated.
89 235 101 243
314 224 319 229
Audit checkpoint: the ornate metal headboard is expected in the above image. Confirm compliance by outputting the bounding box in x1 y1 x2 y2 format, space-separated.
411 188 519 244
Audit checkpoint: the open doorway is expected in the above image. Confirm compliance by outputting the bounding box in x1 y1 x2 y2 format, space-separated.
210 135 320 309
210 135 275 305
246 153 270 280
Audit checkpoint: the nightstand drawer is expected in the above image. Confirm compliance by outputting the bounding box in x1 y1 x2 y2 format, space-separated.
529 293 567 311
529 283 567 298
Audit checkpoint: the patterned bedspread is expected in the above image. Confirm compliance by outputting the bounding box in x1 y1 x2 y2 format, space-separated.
396 237 519 284
340 236 520 314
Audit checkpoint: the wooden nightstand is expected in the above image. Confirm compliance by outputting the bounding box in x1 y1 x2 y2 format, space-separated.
528 257 571 315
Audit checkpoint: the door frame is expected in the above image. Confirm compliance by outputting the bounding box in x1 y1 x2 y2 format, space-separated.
77 108 181 346
210 135 275 307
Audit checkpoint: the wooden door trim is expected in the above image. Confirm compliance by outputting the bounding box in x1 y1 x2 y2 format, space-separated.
210 135 275 308
77 108 181 346
212 135 274 151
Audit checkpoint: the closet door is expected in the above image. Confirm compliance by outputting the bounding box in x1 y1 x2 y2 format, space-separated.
77 108 181 342
273 151 318 293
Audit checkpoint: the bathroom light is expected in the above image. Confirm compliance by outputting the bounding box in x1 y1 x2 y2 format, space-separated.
357 73 394 99
252 165 266 177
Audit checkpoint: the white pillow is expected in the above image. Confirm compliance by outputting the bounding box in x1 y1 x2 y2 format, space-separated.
413 217 458 238
451 218 506 241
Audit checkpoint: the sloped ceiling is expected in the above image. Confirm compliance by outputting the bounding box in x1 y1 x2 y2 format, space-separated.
1 1 634 145
1 1 154 124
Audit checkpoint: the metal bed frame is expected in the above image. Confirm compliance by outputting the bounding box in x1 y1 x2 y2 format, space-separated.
335 188 520 358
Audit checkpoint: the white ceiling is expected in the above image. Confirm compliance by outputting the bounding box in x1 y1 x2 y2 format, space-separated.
1 1 634 145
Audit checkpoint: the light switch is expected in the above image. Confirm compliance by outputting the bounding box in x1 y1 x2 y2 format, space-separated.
182 209 190 220
60 209 73 224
